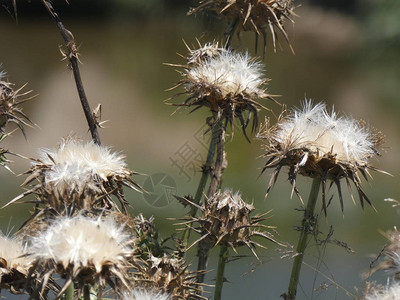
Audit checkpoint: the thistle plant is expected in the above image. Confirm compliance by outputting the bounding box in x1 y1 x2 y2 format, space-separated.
177 189 283 299
258 101 386 299
188 0 296 52
0 1 396 300
27 214 135 297
5 137 142 213
166 0 297 297
168 39 281 296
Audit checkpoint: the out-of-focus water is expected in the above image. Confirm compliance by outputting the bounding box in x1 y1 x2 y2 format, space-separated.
1 3 400 299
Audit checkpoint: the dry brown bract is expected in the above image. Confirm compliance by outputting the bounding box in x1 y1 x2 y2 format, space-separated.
168 42 275 141
258 101 386 214
189 0 296 52
6 137 142 213
0 71 34 136
133 255 207 300
178 189 282 257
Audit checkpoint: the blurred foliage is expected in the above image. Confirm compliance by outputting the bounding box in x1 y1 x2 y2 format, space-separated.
359 0 400 109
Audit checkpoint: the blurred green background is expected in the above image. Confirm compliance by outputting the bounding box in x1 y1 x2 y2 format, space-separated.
1 0 400 299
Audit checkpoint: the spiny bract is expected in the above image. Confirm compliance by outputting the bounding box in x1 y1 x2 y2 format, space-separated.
0 69 33 135
258 101 385 214
179 189 282 257
189 0 296 53
133 254 206 300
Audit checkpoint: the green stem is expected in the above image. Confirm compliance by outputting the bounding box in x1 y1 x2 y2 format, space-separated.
197 120 225 284
214 245 229 300
286 177 321 300
65 281 74 300
83 285 90 300
224 17 239 49
182 116 220 246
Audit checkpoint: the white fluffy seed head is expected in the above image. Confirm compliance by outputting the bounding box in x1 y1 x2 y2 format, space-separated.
122 289 171 300
27 214 134 274
273 101 378 165
0 233 32 271
365 282 400 300
187 50 266 98
38 138 129 188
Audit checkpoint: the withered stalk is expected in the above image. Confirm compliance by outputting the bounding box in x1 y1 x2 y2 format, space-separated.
40 0 101 145
214 245 229 300
182 113 220 246
196 119 225 284
286 177 321 300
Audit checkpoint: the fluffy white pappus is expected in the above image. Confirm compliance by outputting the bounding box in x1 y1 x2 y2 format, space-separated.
0 233 31 270
37 139 129 190
122 289 171 300
365 281 400 300
28 214 133 273
187 50 266 97
274 101 376 164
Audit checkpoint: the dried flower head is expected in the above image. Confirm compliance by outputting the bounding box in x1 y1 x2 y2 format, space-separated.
258 101 385 214
0 69 34 136
27 214 135 296
133 255 205 300
362 281 400 300
169 43 275 140
0 233 33 293
179 189 282 257
7 137 142 213
122 289 172 300
188 0 296 52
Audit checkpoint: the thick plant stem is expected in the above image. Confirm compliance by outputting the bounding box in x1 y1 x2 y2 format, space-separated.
40 0 101 145
214 245 229 300
286 177 321 300
83 285 90 300
65 282 74 300
224 17 239 49
182 117 220 246
197 120 225 284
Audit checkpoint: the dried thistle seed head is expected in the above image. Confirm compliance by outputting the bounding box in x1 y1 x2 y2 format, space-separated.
169 45 275 140
122 289 172 300
180 189 281 256
0 233 33 293
27 214 135 294
134 255 205 300
189 0 296 52
8 137 142 212
0 70 34 135
258 101 385 214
